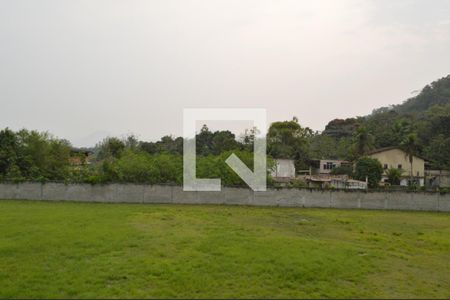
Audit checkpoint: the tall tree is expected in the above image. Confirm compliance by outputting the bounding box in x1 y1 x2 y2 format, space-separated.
211 130 239 155
424 134 450 170
0 128 20 178
352 126 375 157
400 133 419 183
239 127 258 152
267 117 313 168
95 137 126 161
196 125 214 156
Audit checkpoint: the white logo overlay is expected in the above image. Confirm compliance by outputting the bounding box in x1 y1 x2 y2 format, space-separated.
183 108 267 192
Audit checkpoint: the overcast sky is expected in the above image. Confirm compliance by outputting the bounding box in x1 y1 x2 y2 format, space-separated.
1 0 450 146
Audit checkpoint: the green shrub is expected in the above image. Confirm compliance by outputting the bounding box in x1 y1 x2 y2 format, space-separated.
288 178 307 188
385 167 403 185
197 151 257 187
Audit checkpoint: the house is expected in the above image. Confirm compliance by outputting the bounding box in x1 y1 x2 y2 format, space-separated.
310 159 351 175
367 147 425 186
271 159 296 180
300 159 366 189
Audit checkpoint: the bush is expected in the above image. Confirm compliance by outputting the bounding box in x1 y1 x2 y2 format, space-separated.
439 187 449 194
288 178 307 188
88 149 271 187
330 165 354 177
102 150 182 184
196 150 265 187
385 167 403 185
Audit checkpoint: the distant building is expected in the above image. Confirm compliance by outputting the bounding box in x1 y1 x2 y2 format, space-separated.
69 149 94 167
300 159 366 189
271 159 296 180
367 147 425 186
310 159 351 175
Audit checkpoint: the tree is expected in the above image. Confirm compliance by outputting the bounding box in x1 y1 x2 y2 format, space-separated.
0 128 72 181
354 157 383 188
424 134 450 170
336 137 355 161
309 134 337 159
125 135 139 151
267 117 313 169
96 137 126 160
400 133 419 183
323 118 359 139
211 131 239 155
139 141 159 154
364 111 412 148
20 130 72 180
352 126 375 157
0 128 20 179
140 135 183 155
158 136 183 154
196 125 214 156
240 127 259 152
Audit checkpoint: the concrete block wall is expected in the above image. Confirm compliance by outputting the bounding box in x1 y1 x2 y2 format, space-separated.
0 183 449 212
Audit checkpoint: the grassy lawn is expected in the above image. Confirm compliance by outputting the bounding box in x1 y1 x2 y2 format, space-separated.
0 200 449 298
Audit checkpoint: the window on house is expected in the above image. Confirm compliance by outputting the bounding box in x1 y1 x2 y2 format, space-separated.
323 162 334 170
398 164 402 169
384 164 388 169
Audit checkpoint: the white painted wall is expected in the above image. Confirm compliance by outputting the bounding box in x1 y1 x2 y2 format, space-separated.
272 159 295 178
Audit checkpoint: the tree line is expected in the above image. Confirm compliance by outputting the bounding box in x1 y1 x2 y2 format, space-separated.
1 75 449 188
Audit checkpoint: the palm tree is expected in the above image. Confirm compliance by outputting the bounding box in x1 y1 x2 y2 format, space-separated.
401 133 419 185
386 167 403 185
353 126 375 157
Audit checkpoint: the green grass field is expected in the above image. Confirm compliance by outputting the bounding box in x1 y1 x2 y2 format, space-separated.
0 200 449 299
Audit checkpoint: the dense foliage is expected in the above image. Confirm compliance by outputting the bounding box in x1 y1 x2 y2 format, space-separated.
317 75 450 169
354 157 383 188
83 146 272 187
385 167 403 186
267 117 313 170
0 129 72 181
0 128 273 187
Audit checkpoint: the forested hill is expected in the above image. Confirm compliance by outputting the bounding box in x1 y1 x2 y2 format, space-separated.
392 75 450 115
318 74 450 170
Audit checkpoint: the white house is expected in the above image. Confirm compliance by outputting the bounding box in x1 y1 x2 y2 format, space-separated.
310 159 351 175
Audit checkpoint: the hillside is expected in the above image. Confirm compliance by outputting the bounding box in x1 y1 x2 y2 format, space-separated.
393 75 450 115
318 74 450 169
